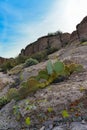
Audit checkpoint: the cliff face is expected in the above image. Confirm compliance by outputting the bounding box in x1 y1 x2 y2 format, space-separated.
20 16 87 57
70 16 87 43
20 33 70 56
76 16 87 42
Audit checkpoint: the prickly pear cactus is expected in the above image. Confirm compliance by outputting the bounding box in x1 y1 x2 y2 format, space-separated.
53 60 65 74
46 60 53 75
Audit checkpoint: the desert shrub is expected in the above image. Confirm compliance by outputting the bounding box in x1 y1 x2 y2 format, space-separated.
61 42 68 47
0 61 14 72
15 55 28 65
24 58 39 67
55 30 63 35
18 78 40 99
47 33 55 36
46 47 58 55
66 63 83 74
0 96 9 109
31 51 48 62
46 60 83 83
31 48 58 62
36 70 49 81
0 60 83 109
7 88 19 101
80 38 87 43
47 30 63 36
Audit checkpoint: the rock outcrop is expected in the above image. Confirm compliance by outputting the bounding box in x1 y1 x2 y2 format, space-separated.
20 33 70 56
69 30 79 44
70 16 87 43
20 16 87 57
1 43 87 130
76 16 87 42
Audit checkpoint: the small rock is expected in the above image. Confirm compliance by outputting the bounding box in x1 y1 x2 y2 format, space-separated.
49 124 53 129
70 122 87 130
43 120 53 127
82 120 86 124
53 126 65 130
40 126 45 130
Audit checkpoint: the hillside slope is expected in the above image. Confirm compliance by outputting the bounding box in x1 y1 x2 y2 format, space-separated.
0 17 87 130
0 43 87 130
20 16 87 57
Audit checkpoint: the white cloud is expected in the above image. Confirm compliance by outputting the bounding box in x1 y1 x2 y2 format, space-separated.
16 0 87 43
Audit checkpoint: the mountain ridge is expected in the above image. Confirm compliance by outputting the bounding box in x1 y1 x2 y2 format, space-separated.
20 16 87 57
0 16 87 65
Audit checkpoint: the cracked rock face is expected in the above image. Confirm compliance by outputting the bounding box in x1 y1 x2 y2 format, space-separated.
0 100 21 130
76 16 87 42
0 45 87 129
70 122 87 130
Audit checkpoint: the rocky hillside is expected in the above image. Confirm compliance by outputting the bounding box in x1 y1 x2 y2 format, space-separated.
20 16 87 57
0 16 87 130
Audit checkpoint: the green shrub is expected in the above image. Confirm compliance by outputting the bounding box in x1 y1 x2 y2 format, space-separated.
46 47 58 55
0 96 9 109
36 70 49 81
0 60 83 109
80 38 87 43
15 55 28 65
7 88 19 101
24 58 39 67
18 78 40 99
31 51 48 62
0 61 14 72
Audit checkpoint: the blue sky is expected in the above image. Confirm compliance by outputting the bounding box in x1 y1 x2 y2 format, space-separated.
0 0 87 58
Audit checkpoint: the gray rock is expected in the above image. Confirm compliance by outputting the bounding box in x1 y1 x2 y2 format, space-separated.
0 100 21 130
52 126 65 130
70 122 87 130
49 124 53 129
40 126 45 130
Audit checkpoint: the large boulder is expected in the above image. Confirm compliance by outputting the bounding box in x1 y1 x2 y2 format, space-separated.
76 16 87 42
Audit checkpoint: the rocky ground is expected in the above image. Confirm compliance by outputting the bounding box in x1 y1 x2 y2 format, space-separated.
0 44 87 130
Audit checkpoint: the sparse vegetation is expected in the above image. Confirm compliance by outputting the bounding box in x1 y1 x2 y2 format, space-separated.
81 41 87 45
15 55 28 65
0 60 15 72
80 38 87 43
24 58 39 67
48 30 63 36
0 96 9 109
0 60 83 109
31 51 48 62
